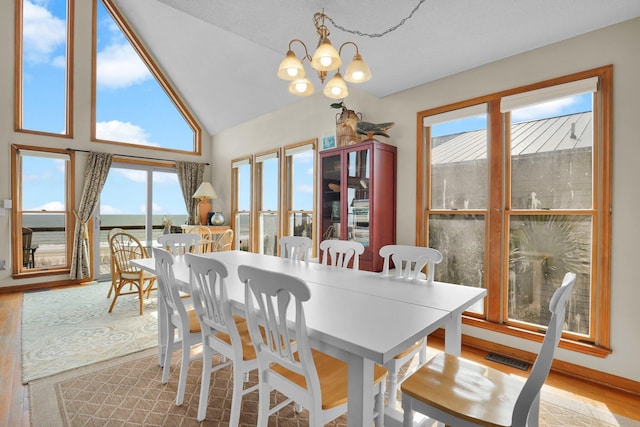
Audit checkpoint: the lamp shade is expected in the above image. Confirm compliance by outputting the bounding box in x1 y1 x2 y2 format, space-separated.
323 72 349 99
344 53 372 83
277 50 306 81
311 39 341 72
288 77 314 96
192 182 217 199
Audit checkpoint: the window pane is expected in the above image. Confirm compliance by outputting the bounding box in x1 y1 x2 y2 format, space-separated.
20 0 68 133
100 167 148 243
291 150 314 211
21 154 69 270
95 0 195 151
235 213 250 252
428 214 485 314
430 113 488 210
260 213 278 255
237 163 251 211
152 171 188 240
260 158 279 211
510 93 593 210
289 213 313 238
348 149 370 246
508 214 591 335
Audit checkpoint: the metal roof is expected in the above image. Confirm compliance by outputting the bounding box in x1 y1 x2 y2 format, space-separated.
431 112 592 164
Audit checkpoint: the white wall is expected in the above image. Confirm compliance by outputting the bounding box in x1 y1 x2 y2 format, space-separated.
212 18 640 382
0 0 213 288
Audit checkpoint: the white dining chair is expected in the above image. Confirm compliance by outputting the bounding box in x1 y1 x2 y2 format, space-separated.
157 233 201 255
279 235 312 260
401 272 577 427
319 239 365 269
238 264 388 427
378 244 444 404
185 253 258 424
152 247 203 406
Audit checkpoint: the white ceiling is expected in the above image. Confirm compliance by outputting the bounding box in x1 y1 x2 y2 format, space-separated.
112 0 640 136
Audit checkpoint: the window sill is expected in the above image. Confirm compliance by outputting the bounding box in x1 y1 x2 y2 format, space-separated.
463 316 612 358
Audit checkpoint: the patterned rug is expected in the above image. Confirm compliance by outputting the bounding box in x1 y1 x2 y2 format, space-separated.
21 280 158 383
28 348 640 427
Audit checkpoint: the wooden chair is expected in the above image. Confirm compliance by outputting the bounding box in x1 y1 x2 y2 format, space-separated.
379 244 444 403
152 248 203 405
157 233 201 255
212 228 234 252
106 227 124 298
319 239 365 269
239 264 388 426
279 235 312 260
186 225 214 253
21 226 37 268
186 253 258 423
108 231 157 315
401 272 577 427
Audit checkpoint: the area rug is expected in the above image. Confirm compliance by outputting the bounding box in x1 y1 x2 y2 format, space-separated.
29 348 640 427
22 280 158 383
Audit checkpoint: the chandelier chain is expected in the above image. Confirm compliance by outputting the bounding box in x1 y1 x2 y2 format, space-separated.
325 0 427 38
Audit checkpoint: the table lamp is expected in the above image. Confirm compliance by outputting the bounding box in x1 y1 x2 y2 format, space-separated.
192 182 217 225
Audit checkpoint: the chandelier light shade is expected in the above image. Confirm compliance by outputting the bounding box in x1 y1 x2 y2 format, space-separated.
277 11 371 99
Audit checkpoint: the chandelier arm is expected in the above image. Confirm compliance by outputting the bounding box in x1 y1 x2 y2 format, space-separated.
288 39 312 62
338 41 359 56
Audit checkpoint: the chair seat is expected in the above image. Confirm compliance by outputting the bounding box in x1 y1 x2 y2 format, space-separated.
187 309 201 333
272 349 388 410
394 338 425 360
401 352 524 427
121 270 156 281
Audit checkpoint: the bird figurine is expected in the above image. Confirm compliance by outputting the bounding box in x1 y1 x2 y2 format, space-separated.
356 121 395 139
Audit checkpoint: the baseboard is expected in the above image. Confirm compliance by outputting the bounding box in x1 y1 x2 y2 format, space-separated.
429 329 640 397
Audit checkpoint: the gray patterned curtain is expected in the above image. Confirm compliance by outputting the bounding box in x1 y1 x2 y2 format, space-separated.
70 152 113 279
176 161 205 225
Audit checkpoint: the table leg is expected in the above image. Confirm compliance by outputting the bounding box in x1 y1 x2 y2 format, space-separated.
444 314 462 356
346 353 374 427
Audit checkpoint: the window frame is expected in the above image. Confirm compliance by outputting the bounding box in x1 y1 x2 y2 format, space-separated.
91 0 202 155
416 66 612 357
11 145 76 277
283 139 318 258
14 0 75 138
253 149 281 255
231 155 253 252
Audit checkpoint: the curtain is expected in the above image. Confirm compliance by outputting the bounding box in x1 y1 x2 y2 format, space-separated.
70 152 113 279
176 161 205 225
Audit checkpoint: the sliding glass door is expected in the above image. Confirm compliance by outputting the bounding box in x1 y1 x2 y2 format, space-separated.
93 162 187 279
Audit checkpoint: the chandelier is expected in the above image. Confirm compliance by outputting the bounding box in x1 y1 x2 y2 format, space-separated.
277 11 372 99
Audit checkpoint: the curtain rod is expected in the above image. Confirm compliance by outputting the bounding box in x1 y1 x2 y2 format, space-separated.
66 148 209 165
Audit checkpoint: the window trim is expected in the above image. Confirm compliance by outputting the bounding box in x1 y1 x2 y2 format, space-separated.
253 148 281 255
91 0 202 155
416 66 613 357
11 145 76 278
14 0 75 138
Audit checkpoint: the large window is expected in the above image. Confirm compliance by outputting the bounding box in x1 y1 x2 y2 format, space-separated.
231 157 253 252
16 0 73 135
417 67 612 354
93 0 200 153
254 150 280 255
12 146 75 275
283 140 317 256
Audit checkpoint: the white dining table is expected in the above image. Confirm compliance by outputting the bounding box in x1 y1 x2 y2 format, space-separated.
132 250 486 427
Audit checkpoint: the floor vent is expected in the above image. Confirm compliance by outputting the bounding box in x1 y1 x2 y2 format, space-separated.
485 352 531 371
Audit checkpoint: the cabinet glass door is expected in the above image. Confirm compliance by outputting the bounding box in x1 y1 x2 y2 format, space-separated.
321 153 342 240
347 148 370 246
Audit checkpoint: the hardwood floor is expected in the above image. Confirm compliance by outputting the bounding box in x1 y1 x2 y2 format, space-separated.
1 289 639 425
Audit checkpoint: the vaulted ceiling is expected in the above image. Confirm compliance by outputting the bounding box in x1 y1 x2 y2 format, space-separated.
112 0 640 136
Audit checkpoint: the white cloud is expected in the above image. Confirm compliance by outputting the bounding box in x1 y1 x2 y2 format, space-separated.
115 168 146 183
97 42 151 89
22 0 66 64
511 97 578 122
296 184 314 194
100 204 122 215
96 120 157 146
31 201 65 211
306 167 314 175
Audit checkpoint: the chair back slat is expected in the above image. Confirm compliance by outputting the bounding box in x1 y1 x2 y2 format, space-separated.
213 229 234 252
110 231 148 273
513 271 577 425
279 236 312 261
153 247 190 322
379 245 443 282
158 233 201 255
186 226 214 253
319 239 365 270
